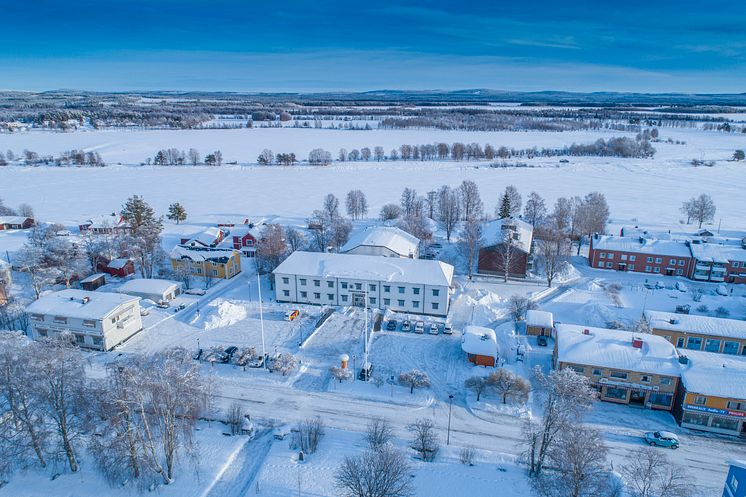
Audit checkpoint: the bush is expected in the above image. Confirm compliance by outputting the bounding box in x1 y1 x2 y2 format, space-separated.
459 447 476 466
294 417 325 454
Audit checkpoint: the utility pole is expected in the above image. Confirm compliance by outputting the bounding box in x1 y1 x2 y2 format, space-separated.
362 286 369 381
257 272 267 368
447 394 454 445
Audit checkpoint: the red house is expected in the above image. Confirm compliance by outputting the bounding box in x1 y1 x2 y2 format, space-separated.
231 225 262 258
588 234 694 277
97 258 136 278
0 216 34 230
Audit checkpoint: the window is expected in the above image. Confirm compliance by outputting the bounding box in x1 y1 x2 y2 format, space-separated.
592 368 601 376
653 267 660 273
53 316 67 324
413 287 420 295
598 262 604 268
327 281 334 288
604 387 627 400
609 371 628 380
723 341 740 355
369 284 376 292
669 259 676 265
629 255 636 262
682 412 709 426
31 314 44 321
314 280 320 287
212 269 218 276
645 266 652 272
628 265 635 271
660 377 672 386
686 337 702 350
282 277 289 284
600 252 606 259
383 298 390 305
398 299 405 306
37 328 48 337
300 291 307 298
341 295 348 302
647 257 653 263
649 393 673 407
75 334 85 344
412 300 420 308
693 395 707 405
606 262 613 268
640 375 650 383
341 282 348 289
733 262 740 268
82 320 96 328
369 297 376 305
383 285 391 293
727 401 746 411
678 260 685 266
313 292 320 299
676 269 683 275
355 283 362 290
620 254 627 261
432 289 440 297
569 365 584 374
300 278 307 286
712 417 739 431
432 303 439 310
677 337 685 348
283 290 290 297
328 294 334 301
704 339 721 353
398 286 405 294
655 257 662 264
92 336 102 346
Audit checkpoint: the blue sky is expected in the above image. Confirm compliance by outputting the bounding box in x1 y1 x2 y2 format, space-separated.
3 0 745 93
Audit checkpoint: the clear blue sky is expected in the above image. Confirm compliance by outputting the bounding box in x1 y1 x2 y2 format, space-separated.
3 0 745 93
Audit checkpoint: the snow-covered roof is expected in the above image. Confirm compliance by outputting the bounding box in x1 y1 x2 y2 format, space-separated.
526 310 553 328
689 242 746 264
80 273 106 283
340 226 420 257
644 310 746 340
230 224 262 240
0 216 31 225
170 245 238 262
461 326 498 357
108 258 132 269
0 259 10 271
185 227 226 247
273 251 454 287
481 218 533 253
555 324 681 376
591 235 692 257
26 289 140 320
680 349 746 399
83 214 129 229
117 278 181 296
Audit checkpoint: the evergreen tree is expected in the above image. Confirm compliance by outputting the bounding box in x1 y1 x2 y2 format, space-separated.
167 202 187 224
498 192 512 219
120 195 160 233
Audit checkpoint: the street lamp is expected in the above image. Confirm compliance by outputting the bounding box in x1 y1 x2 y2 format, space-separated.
447 394 454 445
352 354 357 381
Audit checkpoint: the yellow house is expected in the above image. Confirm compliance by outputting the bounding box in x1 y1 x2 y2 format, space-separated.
675 350 746 436
170 245 241 280
644 310 746 355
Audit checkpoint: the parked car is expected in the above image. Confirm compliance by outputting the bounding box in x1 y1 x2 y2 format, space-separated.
175 303 187 312
157 302 170 309
430 242 443 249
224 346 238 359
185 288 207 296
285 309 300 321
248 355 265 368
537 335 548 346
644 431 679 449
139 308 150 316
274 426 290 440
675 281 688 292
401 320 411 332
386 320 398 331
359 362 374 381
414 321 425 334
192 348 203 361
716 285 729 296
429 323 439 335
55 230 72 237
675 304 691 314
443 323 453 335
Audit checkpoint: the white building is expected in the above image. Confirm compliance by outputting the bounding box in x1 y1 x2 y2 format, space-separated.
340 226 420 258
273 251 453 317
116 278 182 303
26 289 143 351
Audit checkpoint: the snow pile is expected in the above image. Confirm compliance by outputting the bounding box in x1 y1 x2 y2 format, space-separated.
202 299 248 330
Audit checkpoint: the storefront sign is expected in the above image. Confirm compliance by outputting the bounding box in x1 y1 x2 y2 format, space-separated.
684 404 745 418
599 378 659 391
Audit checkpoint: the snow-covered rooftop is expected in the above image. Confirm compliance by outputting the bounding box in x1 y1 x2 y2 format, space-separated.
273 251 454 287
680 349 746 399
185 227 227 247
83 214 129 229
644 310 746 340
340 226 419 257
526 310 553 328
117 278 181 296
481 218 533 253
461 325 498 358
0 216 31 225
26 289 140 320
689 242 746 264
80 273 106 283
555 324 681 376
170 245 238 262
229 224 262 240
107 258 131 269
591 235 692 257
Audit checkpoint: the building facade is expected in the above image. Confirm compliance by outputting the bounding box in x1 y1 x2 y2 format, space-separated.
525 310 553 336
340 226 420 259
273 251 453 317
477 218 533 278
0 216 34 230
723 460 746 497
645 310 746 356
170 246 242 280
26 289 143 351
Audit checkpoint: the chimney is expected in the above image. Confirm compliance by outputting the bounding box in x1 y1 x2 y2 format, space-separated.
669 318 679 325
632 337 643 349
678 355 689 365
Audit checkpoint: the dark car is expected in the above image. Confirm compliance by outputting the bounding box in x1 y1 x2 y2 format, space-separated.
537 335 548 347
224 346 238 359
359 362 374 381
192 348 203 361
386 320 398 331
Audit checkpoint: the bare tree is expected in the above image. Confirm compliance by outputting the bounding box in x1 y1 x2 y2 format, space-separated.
398 370 431 394
504 185 522 217
681 193 716 228
373 146 385 161
257 149 274 165
523 192 547 226
496 229 518 282
294 417 325 454
308 210 332 252
187 148 200 166
508 295 539 322
458 180 483 221
335 446 414 497
366 417 394 451
534 228 571 287
309 148 332 166
285 226 307 252
523 367 598 477
17 203 34 218
487 368 530 404
255 223 288 274
460 219 482 279
400 188 418 218
535 425 613 497
331 217 353 251
272 353 298 376
379 203 402 222
408 418 439 462
464 376 489 401
437 185 460 241
322 193 341 224
577 192 610 249
227 403 244 436
345 190 368 220
330 366 352 383
338 148 348 162
459 447 476 466
621 448 694 497
397 213 431 242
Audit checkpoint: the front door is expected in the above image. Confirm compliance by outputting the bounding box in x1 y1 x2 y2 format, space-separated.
352 293 365 307
629 390 646 406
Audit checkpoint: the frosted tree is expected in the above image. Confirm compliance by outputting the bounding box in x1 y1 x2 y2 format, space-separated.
285 226 307 252
322 193 341 224
621 448 694 497
330 217 353 251
534 227 571 287
167 202 187 224
346 190 368 220
255 223 288 274
408 418 439 462
464 376 489 401
487 368 530 404
523 192 547 226
187 148 200 166
17 203 34 218
309 148 332 165
437 185 460 241
373 146 385 161
400 188 418 218
335 446 414 497
398 370 430 394
330 366 352 383
458 180 483 222
681 194 716 228
497 185 522 218
257 149 274 165
379 204 402 222
460 219 482 279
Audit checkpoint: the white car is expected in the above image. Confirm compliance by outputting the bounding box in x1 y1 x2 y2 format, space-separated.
675 281 688 292
414 321 425 334
443 323 453 335
429 323 439 335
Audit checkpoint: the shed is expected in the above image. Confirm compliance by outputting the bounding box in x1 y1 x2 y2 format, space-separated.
461 325 498 367
80 273 106 291
526 310 554 336
116 278 182 303
101 258 135 278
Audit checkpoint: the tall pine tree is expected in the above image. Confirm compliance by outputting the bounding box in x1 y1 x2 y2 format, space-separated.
167 202 187 224
498 192 512 219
